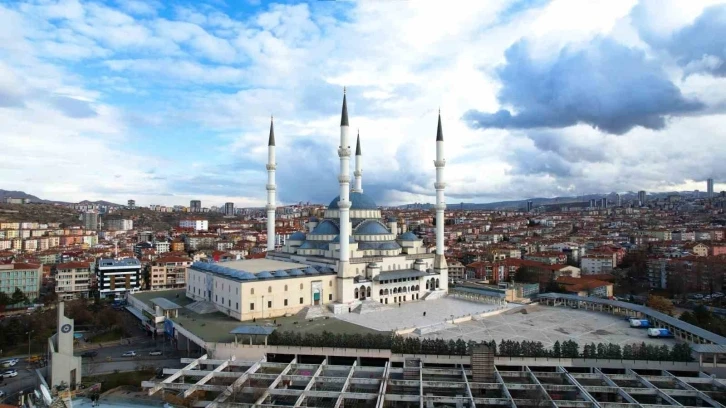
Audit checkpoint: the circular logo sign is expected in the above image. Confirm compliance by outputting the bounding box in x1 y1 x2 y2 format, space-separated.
61 324 72 334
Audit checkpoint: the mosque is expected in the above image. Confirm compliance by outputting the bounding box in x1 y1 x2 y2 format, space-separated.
186 90 449 320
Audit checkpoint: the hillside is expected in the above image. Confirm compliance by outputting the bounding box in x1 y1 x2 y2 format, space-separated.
0 203 82 226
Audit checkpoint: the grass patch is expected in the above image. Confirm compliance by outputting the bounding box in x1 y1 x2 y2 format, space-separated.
86 369 155 392
88 327 123 343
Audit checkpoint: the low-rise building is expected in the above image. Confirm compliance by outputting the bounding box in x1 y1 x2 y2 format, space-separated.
149 256 193 290
0 262 42 304
580 255 614 275
55 261 92 300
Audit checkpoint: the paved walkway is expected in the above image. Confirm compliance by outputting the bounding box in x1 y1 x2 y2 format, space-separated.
334 298 515 332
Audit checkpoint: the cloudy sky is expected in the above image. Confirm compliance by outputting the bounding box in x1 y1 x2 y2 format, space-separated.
1 0 726 208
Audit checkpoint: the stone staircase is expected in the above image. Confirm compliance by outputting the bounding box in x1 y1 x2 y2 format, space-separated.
185 300 219 315
303 305 332 320
421 290 448 301
353 299 393 314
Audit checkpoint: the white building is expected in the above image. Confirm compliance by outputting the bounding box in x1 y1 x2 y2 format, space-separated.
106 219 134 231
180 219 208 231
154 240 170 254
580 255 614 275
55 261 92 300
186 90 449 321
95 258 142 299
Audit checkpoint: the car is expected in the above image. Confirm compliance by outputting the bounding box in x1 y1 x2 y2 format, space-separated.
149 350 163 356
1 359 18 367
81 351 98 358
121 351 136 357
0 390 5 398
2 369 18 378
694 294 704 299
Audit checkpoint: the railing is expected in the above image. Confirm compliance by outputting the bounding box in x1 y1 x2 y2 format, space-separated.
405 254 435 260
350 257 383 264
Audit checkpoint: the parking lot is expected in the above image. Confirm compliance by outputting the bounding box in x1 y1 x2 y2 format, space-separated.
409 304 678 348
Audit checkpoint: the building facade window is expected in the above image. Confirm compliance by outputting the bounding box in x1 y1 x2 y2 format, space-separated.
284 299 288 306
299 297 303 304
267 301 272 308
250 303 254 310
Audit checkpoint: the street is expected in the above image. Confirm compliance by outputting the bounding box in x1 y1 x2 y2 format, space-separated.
0 339 187 404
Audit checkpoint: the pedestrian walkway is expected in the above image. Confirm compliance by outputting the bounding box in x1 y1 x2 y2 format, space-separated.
75 336 147 351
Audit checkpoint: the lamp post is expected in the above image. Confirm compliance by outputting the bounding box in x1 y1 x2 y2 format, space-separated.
26 330 34 356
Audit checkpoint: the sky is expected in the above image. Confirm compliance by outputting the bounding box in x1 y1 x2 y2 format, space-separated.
1 0 726 208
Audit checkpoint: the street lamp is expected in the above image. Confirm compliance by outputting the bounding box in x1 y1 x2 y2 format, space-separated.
26 330 34 357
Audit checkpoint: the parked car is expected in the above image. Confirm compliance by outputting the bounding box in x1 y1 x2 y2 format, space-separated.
81 351 98 358
121 351 136 357
3 369 18 378
0 390 6 397
149 350 163 356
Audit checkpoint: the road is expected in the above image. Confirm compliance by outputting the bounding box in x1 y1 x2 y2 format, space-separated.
0 340 187 404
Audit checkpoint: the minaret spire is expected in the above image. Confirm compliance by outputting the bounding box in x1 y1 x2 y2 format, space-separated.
268 115 275 146
433 109 448 291
337 87 354 302
352 129 363 193
265 115 277 252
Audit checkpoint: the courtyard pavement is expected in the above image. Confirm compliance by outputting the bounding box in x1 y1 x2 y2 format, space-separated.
334 298 516 332
410 304 677 348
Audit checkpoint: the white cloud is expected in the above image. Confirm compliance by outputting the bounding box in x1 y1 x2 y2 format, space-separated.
1 0 726 207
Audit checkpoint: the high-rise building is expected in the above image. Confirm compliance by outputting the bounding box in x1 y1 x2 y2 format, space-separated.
615 193 622 207
190 200 202 213
106 219 134 231
707 178 714 199
589 199 596 208
81 212 98 230
225 202 235 216
600 198 608 209
127 199 136 209
638 190 646 205
526 201 533 212
95 258 141 299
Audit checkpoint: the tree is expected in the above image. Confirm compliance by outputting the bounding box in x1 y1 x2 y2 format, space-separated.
514 266 539 284
647 295 675 315
552 341 562 358
11 288 28 306
0 291 11 308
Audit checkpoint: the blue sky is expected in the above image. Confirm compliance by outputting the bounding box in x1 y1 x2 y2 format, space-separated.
1 0 726 208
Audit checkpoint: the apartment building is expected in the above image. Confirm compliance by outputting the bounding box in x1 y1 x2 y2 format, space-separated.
95 258 142 299
180 219 208 231
149 256 192 290
106 219 134 231
0 262 42 303
580 255 614 275
154 240 170 254
55 261 92 300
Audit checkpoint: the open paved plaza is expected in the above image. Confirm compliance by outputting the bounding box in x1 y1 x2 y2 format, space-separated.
333 297 517 332
410 304 678 347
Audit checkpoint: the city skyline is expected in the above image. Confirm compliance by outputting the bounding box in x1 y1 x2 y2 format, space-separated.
1 0 726 207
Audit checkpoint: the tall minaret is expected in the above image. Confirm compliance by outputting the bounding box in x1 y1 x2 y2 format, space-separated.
352 130 363 193
266 116 276 252
337 88 355 302
433 110 448 289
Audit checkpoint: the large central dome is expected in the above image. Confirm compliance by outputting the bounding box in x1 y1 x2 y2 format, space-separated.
328 192 378 210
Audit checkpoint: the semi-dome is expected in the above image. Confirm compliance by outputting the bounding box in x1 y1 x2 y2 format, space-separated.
273 270 289 278
328 192 378 210
355 220 390 235
289 231 307 240
256 271 274 279
310 220 339 235
399 231 419 241
237 271 257 280
379 242 402 250
288 269 304 276
331 234 356 243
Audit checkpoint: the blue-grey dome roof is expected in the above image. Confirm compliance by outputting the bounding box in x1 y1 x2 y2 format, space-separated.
256 271 273 279
273 270 289 278
319 266 334 273
289 231 306 240
331 234 356 243
387 216 397 222
355 220 390 235
309 216 319 222
298 241 317 249
328 192 378 210
310 220 339 235
399 231 418 241
237 271 257 280
288 269 304 276
379 242 402 250
304 267 320 275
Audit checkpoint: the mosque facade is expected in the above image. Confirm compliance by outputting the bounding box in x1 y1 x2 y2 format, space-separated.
186 90 448 320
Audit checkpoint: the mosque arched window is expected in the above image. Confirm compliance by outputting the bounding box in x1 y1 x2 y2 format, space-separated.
268 286 272 293
251 288 255 295
285 285 288 291
355 288 359 298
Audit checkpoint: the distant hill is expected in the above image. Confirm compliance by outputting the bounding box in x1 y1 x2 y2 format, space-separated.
0 189 47 202
398 191 696 210
0 189 122 206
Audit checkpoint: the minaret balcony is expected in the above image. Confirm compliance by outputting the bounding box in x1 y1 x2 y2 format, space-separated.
338 147 351 157
338 175 350 183
266 164 277 170
265 204 276 211
266 184 277 191
434 182 447 190
354 170 362 177
435 203 447 211
337 200 352 210
434 159 446 167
